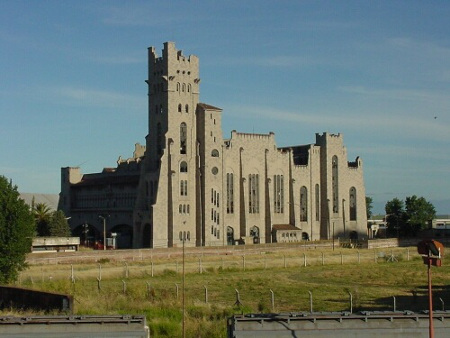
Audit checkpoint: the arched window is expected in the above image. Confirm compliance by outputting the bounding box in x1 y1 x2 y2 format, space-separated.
185 104 189 113
332 156 339 213
249 174 260 214
177 83 180 92
211 149 219 157
182 83 186 92
187 84 191 92
180 122 187 154
300 186 308 222
180 161 188 173
178 104 182 112
349 187 357 221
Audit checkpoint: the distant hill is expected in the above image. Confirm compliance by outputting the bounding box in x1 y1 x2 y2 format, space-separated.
19 193 59 211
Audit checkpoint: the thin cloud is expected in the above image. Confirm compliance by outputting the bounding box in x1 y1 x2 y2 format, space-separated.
48 86 145 110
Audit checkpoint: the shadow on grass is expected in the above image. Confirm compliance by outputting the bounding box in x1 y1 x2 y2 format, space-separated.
369 284 450 312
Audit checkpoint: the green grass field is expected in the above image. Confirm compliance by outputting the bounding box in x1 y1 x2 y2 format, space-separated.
5 247 450 337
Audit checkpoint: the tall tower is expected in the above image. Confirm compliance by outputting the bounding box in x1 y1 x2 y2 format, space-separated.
134 42 200 248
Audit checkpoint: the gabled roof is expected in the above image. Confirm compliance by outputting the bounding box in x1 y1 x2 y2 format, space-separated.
272 224 301 231
198 102 222 111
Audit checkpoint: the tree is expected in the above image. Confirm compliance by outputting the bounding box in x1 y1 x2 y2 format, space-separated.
404 195 436 236
365 196 373 219
385 198 405 237
33 202 52 236
48 210 72 237
0 176 35 283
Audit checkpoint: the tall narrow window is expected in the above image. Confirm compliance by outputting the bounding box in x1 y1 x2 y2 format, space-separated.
300 186 308 222
273 175 284 213
332 156 339 213
180 122 187 154
227 173 234 214
156 123 162 155
349 187 357 221
249 174 259 214
178 104 182 112
315 184 320 221
185 104 189 113
180 180 188 196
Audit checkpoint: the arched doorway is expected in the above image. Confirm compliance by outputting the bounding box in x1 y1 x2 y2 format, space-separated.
250 226 260 244
227 226 234 245
72 223 99 247
111 224 133 249
142 223 152 248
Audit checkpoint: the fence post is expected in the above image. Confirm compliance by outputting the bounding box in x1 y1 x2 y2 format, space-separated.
270 289 275 311
204 285 208 303
303 253 307 267
124 262 129 278
151 261 154 277
341 252 344 265
146 282 151 299
98 264 102 281
308 291 313 313
348 292 353 314
97 278 101 291
242 256 246 271
407 248 410 261
70 264 75 283
393 296 396 312
175 283 179 299
234 289 242 306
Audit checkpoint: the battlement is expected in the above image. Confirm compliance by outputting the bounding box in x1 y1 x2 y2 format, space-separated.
148 42 199 66
315 132 344 147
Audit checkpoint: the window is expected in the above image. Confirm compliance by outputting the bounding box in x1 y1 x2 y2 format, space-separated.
332 156 339 213
177 83 180 92
315 184 320 221
180 161 188 173
156 123 162 155
211 149 219 157
185 104 189 113
187 84 191 92
160 104 163 114
180 123 187 154
349 187 357 221
300 186 308 222
182 83 186 92
249 174 259 213
178 104 182 112
180 180 188 196
226 173 234 214
273 175 284 213
211 167 218 175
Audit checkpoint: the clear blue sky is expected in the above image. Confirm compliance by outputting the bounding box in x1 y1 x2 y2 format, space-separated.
1 1 449 214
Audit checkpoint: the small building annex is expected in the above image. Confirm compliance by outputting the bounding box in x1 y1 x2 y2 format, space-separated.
59 42 367 249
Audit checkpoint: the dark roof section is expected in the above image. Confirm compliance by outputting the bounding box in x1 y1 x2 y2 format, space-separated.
73 173 140 188
272 224 301 231
198 102 222 111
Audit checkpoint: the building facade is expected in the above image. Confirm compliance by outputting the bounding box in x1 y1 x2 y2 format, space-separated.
60 42 367 249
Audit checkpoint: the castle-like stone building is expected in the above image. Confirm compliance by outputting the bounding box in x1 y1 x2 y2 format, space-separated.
60 42 367 249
